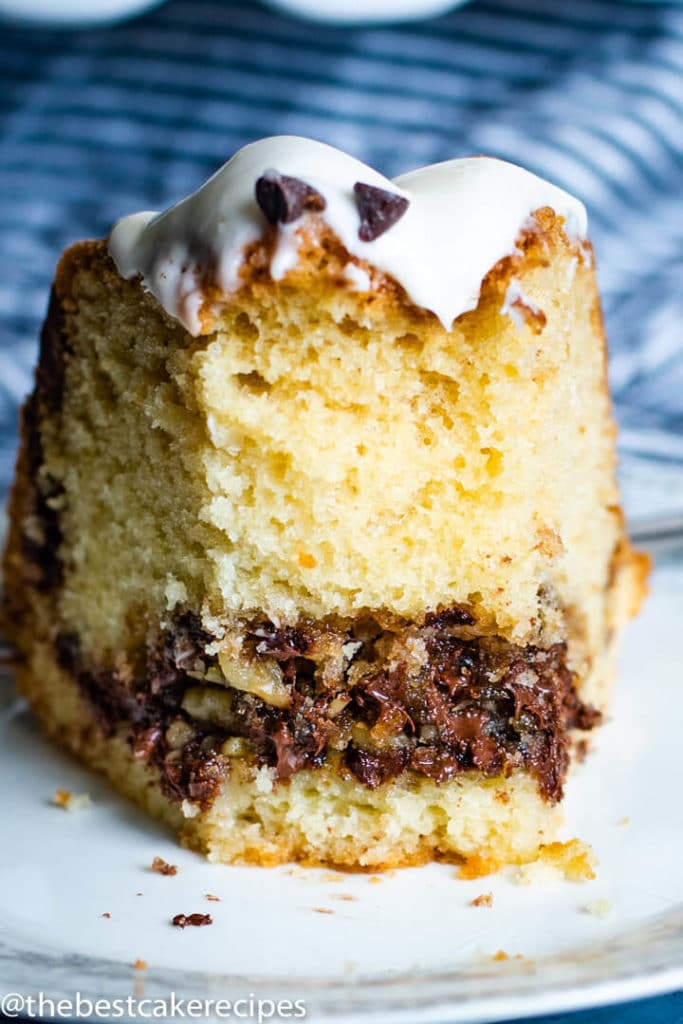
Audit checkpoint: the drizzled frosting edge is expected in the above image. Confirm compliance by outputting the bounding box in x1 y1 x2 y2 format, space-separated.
108 135 587 335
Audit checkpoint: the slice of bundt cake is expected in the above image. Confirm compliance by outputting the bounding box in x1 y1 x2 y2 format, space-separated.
2 136 647 869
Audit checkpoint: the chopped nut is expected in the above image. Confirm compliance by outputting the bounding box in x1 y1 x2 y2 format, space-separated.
181 799 200 819
205 894 221 902
165 719 195 749
221 736 251 758
218 651 291 709
470 892 493 908
341 641 362 661
181 686 234 727
328 695 352 718
313 907 334 915
186 666 224 685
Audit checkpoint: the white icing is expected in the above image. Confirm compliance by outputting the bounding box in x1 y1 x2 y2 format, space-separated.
501 278 543 331
108 136 587 335
566 256 579 284
343 261 372 291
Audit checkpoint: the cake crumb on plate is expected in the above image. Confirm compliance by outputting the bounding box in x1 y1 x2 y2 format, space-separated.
457 854 500 880
581 898 613 918
515 839 596 884
52 788 91 812
151 856 177 876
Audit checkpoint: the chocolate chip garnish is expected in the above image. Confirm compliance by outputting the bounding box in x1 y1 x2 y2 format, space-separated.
255 171 326 225
353 182 409 242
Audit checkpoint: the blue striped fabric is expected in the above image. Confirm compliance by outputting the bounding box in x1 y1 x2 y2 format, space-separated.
1 0 682 519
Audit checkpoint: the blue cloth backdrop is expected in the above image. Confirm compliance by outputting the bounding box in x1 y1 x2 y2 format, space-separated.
1 0 682 517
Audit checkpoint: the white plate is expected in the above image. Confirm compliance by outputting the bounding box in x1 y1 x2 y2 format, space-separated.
1 561 682 1024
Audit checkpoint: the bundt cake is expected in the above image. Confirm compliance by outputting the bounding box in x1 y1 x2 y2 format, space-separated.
2 136 648 869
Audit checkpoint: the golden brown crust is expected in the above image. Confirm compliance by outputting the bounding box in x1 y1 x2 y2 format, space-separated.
2 406 39 638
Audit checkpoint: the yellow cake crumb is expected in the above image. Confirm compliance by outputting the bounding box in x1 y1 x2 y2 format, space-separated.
52 788 91 812
515 839 597 884
458 854 501 880
581 898 612 918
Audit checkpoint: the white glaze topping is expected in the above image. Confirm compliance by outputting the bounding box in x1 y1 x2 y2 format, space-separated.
108 135 587 335
501 278 543 331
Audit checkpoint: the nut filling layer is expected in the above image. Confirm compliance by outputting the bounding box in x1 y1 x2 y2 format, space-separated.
57 609 599 811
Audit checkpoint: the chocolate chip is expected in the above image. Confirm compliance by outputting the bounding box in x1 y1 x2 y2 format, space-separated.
345 746 410 789
255 171 326 225
424 606 476 628
353 182 409 241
